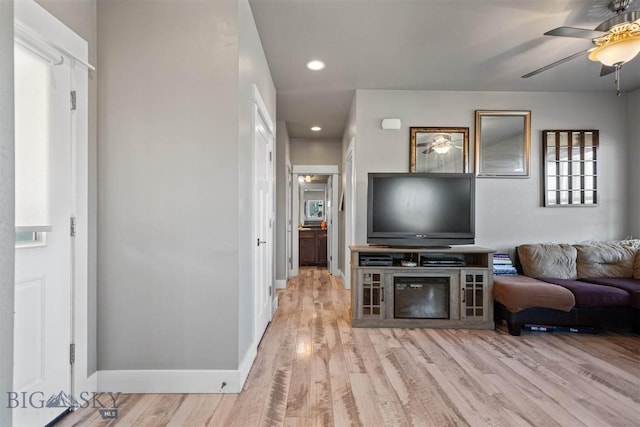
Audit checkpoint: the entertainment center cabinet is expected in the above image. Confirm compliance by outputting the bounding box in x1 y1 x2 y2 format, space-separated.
350 246 495 329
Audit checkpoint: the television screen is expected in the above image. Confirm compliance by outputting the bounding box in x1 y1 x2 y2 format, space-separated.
367 173 475 247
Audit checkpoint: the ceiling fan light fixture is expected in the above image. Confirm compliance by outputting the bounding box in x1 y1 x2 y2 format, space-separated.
431 133 452 154
432 144 451 154
588 19 640 66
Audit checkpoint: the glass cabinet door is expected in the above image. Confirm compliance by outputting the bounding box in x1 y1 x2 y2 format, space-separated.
460 270 488 320
360 271 384 318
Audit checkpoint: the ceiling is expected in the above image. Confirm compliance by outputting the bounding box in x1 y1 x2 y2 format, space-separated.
248 0 640 139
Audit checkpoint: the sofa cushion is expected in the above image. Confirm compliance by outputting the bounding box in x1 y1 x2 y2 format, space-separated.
617 239 640 279
575 241 636 278
540 278 630 308
580 277 640 309
493 275 575 313
518 244 577 279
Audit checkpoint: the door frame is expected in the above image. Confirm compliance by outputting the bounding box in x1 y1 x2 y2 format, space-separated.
14 0 92 401
251 84 275 342
343 138 356 289
291 164 339 277
285 161 293 279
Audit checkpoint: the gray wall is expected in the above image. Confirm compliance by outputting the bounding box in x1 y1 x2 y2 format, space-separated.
290 138 342 166
353 90 631 254
0 1 14 425
629 89 640 238
275 121 290 281
35 0 99 377
96 0 275 371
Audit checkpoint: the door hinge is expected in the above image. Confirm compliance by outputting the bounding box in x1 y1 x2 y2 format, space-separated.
269 286 272 296
69 343 75 365
70 91 77 111
70 217 77 237
269 151 273 162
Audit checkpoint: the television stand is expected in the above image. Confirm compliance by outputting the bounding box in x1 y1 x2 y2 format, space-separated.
349 245 495 329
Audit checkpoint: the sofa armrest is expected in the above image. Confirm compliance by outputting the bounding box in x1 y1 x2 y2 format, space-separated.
493 275 575 313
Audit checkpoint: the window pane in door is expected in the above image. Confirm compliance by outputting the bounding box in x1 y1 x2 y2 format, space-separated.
15 44 51 228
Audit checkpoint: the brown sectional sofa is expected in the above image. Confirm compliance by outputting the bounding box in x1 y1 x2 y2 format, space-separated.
493 240 640 335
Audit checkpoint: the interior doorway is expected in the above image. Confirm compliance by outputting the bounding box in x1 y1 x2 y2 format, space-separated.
343 138 355 289
252 84 275 343
298 176 328 268
290 165 339 277
13 1 91 425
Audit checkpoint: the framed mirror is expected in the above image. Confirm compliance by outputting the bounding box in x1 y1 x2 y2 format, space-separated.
410 127 469 173
305 199 324 219
543 130 598 207
475 110 531 177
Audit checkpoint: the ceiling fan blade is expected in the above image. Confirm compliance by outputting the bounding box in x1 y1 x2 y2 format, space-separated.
521 50 589 78
600 64 617 76
544 27 606 39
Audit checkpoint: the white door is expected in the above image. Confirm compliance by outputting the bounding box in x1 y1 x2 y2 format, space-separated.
13 42 73 427
326 176 333 272
286 165 293 277
344 141 355 289
254 101 274 341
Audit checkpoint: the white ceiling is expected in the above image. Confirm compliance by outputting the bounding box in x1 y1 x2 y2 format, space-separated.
249 0 640 139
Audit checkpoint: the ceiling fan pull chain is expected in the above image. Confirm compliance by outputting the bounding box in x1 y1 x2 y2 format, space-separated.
615 65 621 96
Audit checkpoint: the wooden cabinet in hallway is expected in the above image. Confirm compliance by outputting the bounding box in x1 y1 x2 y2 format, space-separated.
299 229 327 266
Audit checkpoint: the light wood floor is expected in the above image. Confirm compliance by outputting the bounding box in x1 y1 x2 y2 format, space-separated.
58 267 640 426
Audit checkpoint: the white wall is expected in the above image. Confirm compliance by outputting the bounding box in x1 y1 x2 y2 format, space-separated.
35 0 98 377
290 138 342 166
0 1 14 425
354 90 631 254
629 89 640 238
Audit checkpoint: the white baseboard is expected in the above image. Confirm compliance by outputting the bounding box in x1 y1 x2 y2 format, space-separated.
338 269 350 289
85 371 98 393
275 279 287 289
238 345 257 390
97 346 258 394
271 294 279 317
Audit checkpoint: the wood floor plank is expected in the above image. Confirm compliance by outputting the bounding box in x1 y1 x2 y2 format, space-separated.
61 267 640 427
324 300 363 426
205 394 237 426
309 301 334 426
131 394 186 427
108 394 159 427
368 332 435 427
165 393 221 427
349 373 385 427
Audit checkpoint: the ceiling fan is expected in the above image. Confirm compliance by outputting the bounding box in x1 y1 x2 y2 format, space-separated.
417 133 463 155
522 0 640 94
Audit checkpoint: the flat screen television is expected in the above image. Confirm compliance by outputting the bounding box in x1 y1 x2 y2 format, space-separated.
367 173 475 247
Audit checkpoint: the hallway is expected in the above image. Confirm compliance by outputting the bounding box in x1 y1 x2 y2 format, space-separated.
59 267 640 426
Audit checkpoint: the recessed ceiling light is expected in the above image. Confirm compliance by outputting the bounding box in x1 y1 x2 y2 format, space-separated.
311 126 322 132
306 60 325 71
